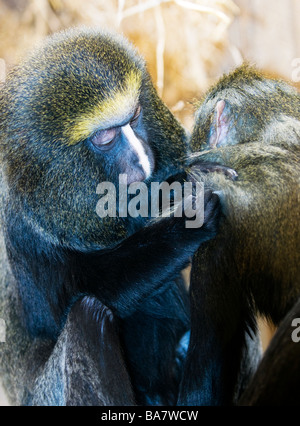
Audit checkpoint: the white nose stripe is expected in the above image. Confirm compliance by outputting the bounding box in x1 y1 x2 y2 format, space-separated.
122 124 151 178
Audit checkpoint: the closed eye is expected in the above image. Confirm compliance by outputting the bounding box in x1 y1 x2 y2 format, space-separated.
91 128 118 150
90 105 141 151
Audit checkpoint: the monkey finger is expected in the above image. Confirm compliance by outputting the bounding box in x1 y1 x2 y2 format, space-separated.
190 162 238 181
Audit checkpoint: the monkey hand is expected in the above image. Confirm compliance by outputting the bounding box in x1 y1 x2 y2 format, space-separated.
75 190 222 317
169 188 222 247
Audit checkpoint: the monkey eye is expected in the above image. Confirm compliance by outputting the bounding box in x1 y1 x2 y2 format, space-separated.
130 105 142 128
91 128 117 151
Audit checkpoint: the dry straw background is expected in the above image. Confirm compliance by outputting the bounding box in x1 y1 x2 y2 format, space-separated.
0 0 299 406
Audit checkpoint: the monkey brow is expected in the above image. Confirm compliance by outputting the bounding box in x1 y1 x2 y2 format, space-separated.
66 70 142 145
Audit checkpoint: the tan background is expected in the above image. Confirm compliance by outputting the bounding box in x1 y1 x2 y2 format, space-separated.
0 0 299 405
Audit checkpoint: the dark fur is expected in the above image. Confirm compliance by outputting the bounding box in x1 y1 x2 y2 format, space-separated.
0 28 221 406
239 298 300 406
178 65 300 405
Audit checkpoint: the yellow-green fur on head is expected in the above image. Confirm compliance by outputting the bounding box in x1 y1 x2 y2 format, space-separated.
0 27 187 249
2 27 146 148
68 70 142 145
191 64 300 152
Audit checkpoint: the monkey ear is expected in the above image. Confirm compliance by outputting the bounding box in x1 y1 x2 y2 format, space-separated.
209 100 231 149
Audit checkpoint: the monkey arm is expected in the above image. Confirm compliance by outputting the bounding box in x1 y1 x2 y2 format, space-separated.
73 190 221 318
177 238 261 406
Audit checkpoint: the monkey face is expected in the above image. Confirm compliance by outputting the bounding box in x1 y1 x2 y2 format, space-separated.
0 28 187 249
87 103 155 186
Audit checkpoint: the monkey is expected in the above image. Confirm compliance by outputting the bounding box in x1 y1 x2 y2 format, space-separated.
177 65 300 406
0 27 221 406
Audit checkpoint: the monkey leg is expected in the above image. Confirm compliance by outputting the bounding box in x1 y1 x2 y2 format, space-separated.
239 297 300 406
177 240 261 406
29 297 135 406
120 277 190 406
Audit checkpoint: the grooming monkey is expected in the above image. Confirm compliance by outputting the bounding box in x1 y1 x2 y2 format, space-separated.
0 28 221 405
178 65 300 405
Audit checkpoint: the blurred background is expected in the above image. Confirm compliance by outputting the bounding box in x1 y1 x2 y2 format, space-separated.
0 0 299 129
0 0 299 406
